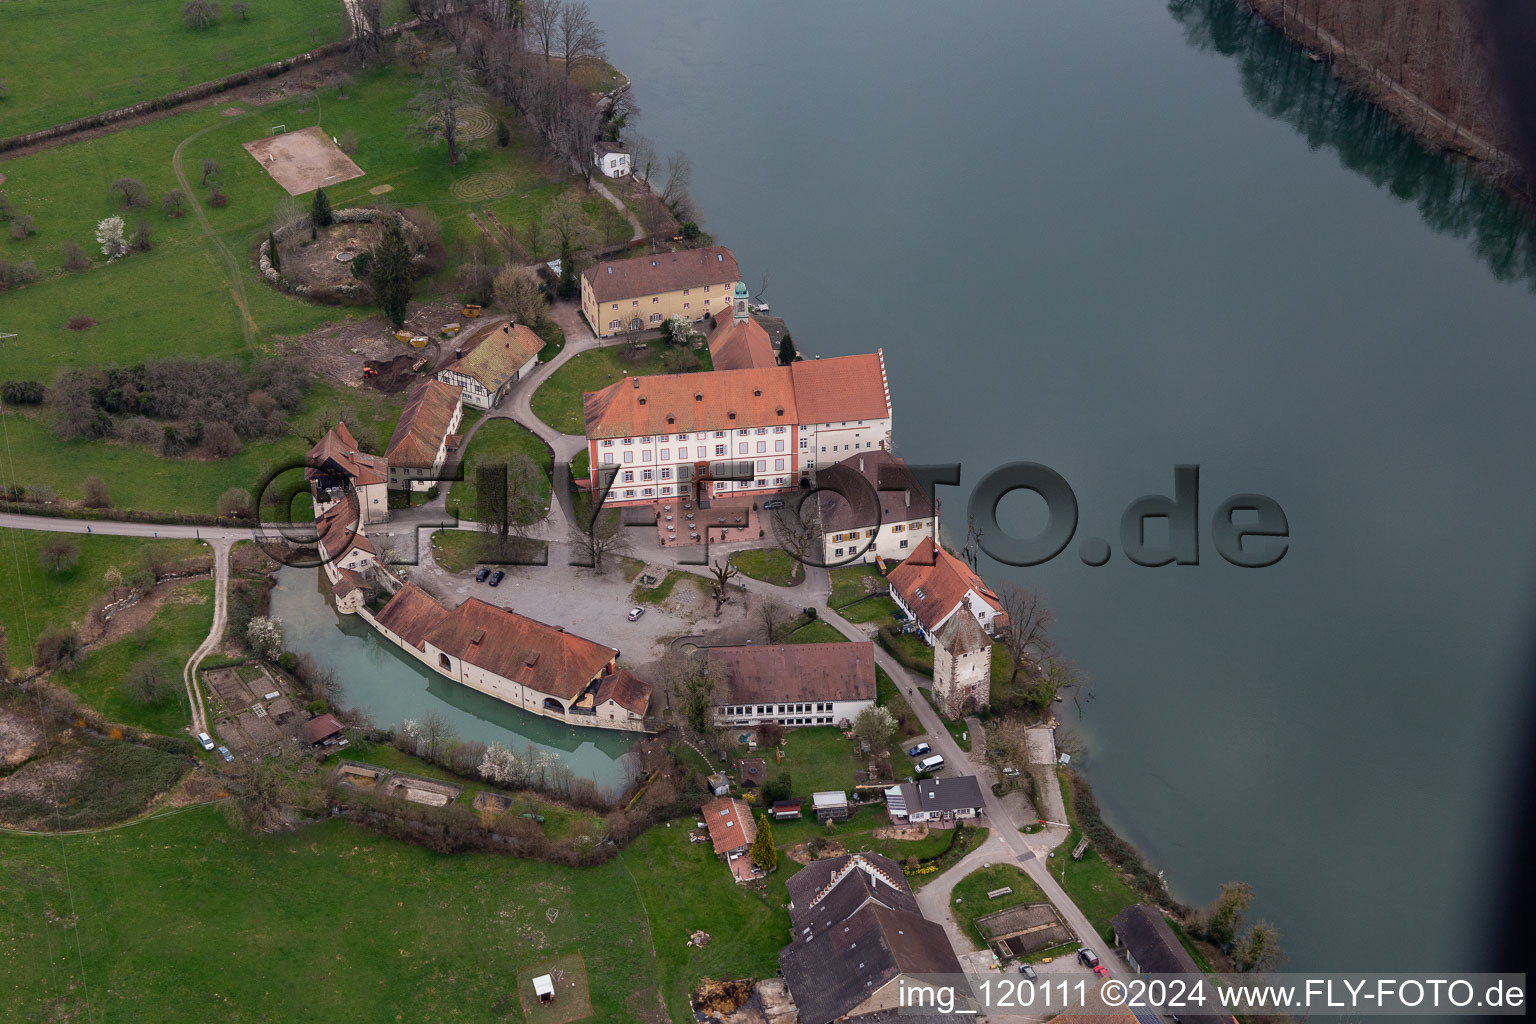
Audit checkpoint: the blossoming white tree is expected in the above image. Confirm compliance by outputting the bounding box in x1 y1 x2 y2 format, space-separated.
95 215 127 260
245 615 285 662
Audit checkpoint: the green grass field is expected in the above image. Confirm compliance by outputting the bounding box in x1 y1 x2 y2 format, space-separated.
0 532 206 668
51 580 213 737
446 419 553 522
529 345 713 435
0 0 405 137
829 563 883 607
0 805 788 1024
784 618 844 645
0 379 400 516
950 863 1050 949
776 727 859 795
1055 769 1142 943
728 547 801 587
0 61 612 515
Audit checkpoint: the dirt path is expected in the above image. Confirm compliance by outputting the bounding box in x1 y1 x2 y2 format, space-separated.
181 540 232 736
173 121 259 350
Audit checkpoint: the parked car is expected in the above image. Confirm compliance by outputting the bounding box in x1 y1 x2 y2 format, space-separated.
762 498 786 510
907 742 931 757
487 570 505 586
627 607 645 621
916 754 945 773
475 567 491 583
216 746 234 763
1077 948 1107 975
1017 963 1037 980
1002 766 1021 777
196 732 214 751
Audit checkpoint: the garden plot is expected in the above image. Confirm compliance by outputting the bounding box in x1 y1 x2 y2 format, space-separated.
242 124 364 195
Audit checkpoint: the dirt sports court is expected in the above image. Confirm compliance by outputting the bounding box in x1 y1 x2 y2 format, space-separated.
242 124 365 195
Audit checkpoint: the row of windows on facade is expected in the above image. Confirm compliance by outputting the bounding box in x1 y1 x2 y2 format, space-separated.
834 539 909 557
722 702 837 716
601 424 867 446
603 440 789 464
829 522 926 543
605 283 720 308
606 427 791 444
615 458 788 483
616 477 789 499
600 440 879 465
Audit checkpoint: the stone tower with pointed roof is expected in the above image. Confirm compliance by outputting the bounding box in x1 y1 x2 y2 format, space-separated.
932 597 992 718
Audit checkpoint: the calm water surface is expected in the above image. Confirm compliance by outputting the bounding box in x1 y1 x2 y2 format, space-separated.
581 0 1536 972
269 567 636 791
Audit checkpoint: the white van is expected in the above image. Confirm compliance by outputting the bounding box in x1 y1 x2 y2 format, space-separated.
196 732 214 751
916 754 945 774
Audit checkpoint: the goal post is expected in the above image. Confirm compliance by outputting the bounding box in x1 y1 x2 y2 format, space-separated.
270 124 287 135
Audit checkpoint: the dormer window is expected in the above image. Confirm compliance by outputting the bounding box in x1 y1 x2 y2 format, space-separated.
728 411 737 420
753 388 761 397
638 396 647 405
694 393 703 402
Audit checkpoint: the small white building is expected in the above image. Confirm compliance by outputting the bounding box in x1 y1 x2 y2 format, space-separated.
592 140 631 178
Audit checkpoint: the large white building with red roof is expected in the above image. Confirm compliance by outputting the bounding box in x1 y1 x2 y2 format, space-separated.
582 350 892 506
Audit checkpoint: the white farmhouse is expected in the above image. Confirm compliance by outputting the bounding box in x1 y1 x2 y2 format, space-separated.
592 140 631 178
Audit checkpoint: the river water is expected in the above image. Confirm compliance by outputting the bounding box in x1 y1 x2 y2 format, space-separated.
578 0 1536 973
269 568 637 791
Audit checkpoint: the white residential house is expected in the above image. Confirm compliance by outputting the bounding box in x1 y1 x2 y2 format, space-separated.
593 140 632 178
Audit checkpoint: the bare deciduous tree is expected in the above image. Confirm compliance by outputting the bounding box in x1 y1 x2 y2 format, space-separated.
183 0 221 30
526 0 560 66
997 583 1056 683
756 597 793 644
708 559 740 615
556 1 604 77
408 53 488 166
493 266 550 325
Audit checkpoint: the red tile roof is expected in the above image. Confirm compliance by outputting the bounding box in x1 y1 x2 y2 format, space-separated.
708 314 777 371
386 379 461 468
306 422 386 486
584 246 740 304
887 537 1004 633
582 353 889 439
593 667 651 716
584 365 795 438
706 642 876 706
331 567 367 598
374 582 447 647
788 351 890 425
314 492 374 562
701 796 756 856
375 587 620 701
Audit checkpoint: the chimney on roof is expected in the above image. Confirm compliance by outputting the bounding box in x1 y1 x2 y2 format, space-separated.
717 253 722 262
632 377 639 389
858 457 864 473
905 489 910 508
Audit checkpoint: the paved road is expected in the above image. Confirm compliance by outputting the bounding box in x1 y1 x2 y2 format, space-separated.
0 512 255 542
820 603 1121 973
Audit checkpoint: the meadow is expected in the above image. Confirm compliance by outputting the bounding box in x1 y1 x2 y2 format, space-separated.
0 0 407 137
0 805 788 1024
0 531 206 668
50 580 214 737
0 60 625 515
